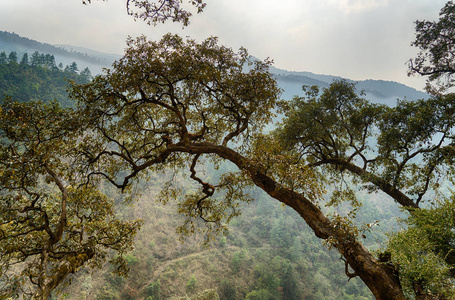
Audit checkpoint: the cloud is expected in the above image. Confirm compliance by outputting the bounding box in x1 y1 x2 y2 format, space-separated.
332 0 388 14
0 0 449 90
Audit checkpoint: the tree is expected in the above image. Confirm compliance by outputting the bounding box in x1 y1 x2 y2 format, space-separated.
387 197 455 299
80 67 92 82
0 51 7 64
0 99 142 299
44 54 56 70
408 0 455 91
82 0 206 26
277 79 455 298
31 51 42 67
20 53 29 65
65 61 79 74
278 80 455 211
70 34 406 299
8 51 18 64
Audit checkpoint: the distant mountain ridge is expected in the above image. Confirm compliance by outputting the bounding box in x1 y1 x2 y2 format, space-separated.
271 68 429 105
0 30 429 106
0 31 120 74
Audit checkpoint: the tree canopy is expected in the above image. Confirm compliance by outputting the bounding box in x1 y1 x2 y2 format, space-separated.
278 81 455 210
3 1 455 299
68 33 407 299
0 51 91 106
409 0 455 91
0 99 141 299
277 80 455 299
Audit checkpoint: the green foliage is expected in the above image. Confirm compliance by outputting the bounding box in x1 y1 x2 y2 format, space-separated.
71 33 281 244
219 236 227 247
125 254 139 266
244 289 275 300
0 50 91 106
387 197 455 298
0 100 141 299
409 0 455 91
218 278 237 300
232 249 247 273
8 51 18 63
147 280 161 299
186 274 197 292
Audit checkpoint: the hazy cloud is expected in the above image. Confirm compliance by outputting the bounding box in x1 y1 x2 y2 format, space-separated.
332 0 388 14
0 0 449 90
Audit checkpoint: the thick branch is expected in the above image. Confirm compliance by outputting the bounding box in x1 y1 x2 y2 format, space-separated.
44 164 68 243
311 158 419 209
159 142 406 300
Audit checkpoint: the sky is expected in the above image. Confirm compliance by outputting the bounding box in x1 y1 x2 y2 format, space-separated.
0 0 449 90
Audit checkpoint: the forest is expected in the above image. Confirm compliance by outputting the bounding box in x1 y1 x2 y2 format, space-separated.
0 50 91 106
1 1 455 300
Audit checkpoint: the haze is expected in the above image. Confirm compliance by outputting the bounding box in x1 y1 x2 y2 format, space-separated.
0 0 447 90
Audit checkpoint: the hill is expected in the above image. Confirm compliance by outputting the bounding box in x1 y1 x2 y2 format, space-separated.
0 30 428 106
273 70 429 105
0 50 91 106
0 31 120 74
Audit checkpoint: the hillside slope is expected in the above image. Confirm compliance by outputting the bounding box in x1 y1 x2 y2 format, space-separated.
0 31 119 74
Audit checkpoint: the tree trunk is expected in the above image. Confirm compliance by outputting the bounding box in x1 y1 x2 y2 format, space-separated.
247 168 405 300
177 142 407 299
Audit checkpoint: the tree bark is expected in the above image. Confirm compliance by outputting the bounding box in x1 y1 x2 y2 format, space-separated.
170 142 406 300
35 251 95 300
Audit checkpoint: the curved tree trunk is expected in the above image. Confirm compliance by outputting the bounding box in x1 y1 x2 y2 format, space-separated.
175 142 406 299
246 164 405 300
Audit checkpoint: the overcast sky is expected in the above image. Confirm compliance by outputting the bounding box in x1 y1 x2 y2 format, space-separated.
0 0 448 90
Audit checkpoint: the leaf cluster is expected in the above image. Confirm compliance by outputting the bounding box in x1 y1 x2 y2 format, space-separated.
82 0 206 26
409 0 455 91
387 197 455 298
0 100 141 299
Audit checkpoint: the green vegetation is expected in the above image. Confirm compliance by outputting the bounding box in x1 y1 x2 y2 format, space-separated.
58 188 377 299
0 50 91 106
66 33 404 298
2 1 455 299
387 198 455 298
0 100 141 299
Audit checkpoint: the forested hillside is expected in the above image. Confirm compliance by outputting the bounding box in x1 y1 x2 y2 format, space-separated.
0 31 119 74
0 30 429 106
0 50 91 106
56 163 401 299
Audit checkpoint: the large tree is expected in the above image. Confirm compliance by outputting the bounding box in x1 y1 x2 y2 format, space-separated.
277 80 455 299
0 99 142 299
70 33 406 299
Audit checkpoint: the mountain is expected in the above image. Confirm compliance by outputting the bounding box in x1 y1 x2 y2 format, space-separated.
272 69 429 106
0 31 120 74
0 30 428 107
